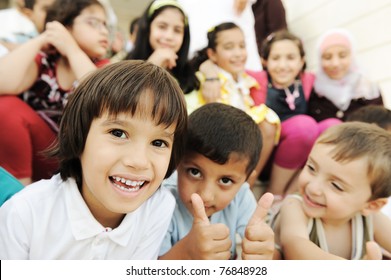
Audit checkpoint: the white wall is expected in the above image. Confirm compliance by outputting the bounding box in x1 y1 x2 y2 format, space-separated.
282 0 391 108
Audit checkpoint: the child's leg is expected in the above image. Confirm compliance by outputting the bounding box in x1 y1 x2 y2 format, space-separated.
247 120 277 188
0 96 58 185
267 115 319 195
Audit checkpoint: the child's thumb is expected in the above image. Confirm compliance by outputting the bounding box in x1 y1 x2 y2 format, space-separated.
247 192 274 227
191 193 210 226
363 241 382 260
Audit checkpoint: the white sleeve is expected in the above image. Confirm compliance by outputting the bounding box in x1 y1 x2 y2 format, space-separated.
0 198 31 259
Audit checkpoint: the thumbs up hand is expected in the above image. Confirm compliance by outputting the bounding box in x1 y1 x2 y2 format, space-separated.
242 192 275 260
363 241 382 260
184 193 232 259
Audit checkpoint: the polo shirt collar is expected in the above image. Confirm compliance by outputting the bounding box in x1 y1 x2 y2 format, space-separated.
64 178 138 247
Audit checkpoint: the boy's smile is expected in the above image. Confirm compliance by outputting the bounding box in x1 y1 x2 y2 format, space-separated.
298 143 372 224
80 111 175 228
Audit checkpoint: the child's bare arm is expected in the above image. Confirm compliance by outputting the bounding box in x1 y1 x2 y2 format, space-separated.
198 60 221 102
241 192 275 260
373 211 391 254
0 35 45 94
159 193 232 260
278 197 345 260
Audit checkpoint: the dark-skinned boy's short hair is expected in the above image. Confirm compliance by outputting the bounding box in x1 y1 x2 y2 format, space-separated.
187 103 262 177
346 105 391 131
316 122 391 200
50 60 188 188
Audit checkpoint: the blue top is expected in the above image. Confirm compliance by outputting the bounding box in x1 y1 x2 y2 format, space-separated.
0 167 24 207
159 172 257 259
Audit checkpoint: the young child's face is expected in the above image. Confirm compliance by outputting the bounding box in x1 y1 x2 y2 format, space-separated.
70 4 109 59
265 39 304 88
149 7 185 54
80 110 176 222
28 0 55 32
321 45 352 80
207 28 247 80
298 143 372 221
177 151 248 218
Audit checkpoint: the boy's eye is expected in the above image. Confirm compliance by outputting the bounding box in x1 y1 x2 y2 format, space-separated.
110 129 126 139
306 163 315 172
152 139 168 148
219 177 233 186
188 168 201 178
331 182 343 192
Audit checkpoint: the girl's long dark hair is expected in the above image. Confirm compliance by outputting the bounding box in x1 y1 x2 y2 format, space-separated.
126 1 198 93
190 22 240 73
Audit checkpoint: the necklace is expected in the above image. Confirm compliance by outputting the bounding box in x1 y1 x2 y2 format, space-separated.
283 81 300 110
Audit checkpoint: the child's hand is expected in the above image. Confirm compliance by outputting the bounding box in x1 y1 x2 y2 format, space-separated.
148 48 178 70
186 193 232 259
242 192 275 260
199 60 221 102
363 241 382 260
44 21 81 57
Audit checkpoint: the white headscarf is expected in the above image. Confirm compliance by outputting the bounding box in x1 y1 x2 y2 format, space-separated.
314 28 380 111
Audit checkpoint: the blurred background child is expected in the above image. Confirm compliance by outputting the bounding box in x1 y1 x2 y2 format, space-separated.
308 28 383 121
126 0 198 94
0 0 55 56
0 0 110 185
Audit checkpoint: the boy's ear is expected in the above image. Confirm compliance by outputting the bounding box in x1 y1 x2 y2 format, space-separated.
361 198 388 216
206 48 217 63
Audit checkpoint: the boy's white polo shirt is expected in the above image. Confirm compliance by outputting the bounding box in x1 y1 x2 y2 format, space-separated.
0 174 175 259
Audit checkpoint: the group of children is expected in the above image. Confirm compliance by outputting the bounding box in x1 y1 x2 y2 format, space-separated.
0 0 391 260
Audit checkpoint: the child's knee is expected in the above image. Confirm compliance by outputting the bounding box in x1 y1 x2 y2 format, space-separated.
284 116 318 144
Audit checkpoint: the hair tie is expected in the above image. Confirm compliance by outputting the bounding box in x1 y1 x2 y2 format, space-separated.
148 0 188 25
207 25 216 33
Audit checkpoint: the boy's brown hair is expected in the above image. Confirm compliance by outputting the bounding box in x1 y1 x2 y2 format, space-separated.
316 122 391 199
50 60 188 187
186 103 262 178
